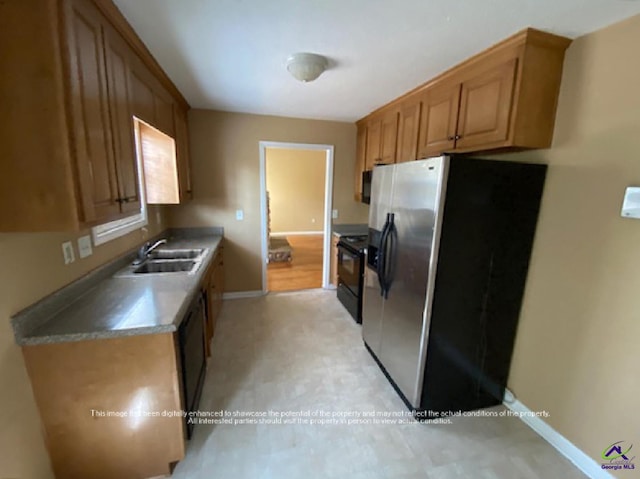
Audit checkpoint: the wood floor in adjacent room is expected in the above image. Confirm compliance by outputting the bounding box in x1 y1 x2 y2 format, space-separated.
267 234 323 292
171 290 587 479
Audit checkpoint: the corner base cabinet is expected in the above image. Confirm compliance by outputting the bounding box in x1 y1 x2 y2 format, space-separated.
22 333 185 479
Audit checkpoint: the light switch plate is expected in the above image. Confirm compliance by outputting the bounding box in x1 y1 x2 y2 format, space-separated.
78 235 93 259
332 209 338 219
62 241 75 265
236 209 244 221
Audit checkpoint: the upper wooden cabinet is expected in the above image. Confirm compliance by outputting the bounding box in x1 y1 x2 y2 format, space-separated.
455 58 518 150
0 0 192 231
64 0 123 224
353 28 571 198
174 105 193 202
154 87 175 137
397 99 422 163
364 118 382 169
130 58 157 126
379 110 399 164
354 125 367 201
363 109 399 169
417 82 460 159
103 23 142 214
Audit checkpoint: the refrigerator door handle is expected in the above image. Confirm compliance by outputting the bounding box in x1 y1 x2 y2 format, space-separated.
377 214 392 296
383 216 397 299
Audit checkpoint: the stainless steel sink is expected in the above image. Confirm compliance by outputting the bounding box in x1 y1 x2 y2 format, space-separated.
133 260 197 274
149 249 204 260
114 246 209 277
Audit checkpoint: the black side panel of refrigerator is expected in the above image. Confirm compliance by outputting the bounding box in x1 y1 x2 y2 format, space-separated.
420 157 546 414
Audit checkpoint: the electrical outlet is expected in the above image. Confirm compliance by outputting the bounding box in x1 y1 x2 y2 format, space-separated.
62 241 75 265
156 210 161 224
236 209 244 221
77 235 93 259
332 209 338 219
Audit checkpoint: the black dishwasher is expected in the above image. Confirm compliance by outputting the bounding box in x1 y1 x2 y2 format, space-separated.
178 292 206 439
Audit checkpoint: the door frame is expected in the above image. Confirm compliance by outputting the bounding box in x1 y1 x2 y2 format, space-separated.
259 141 334 294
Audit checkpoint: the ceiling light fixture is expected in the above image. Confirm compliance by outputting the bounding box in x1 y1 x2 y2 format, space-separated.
286 52 328 83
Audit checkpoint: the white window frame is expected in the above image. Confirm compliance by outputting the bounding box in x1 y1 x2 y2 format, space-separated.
92 119 148 246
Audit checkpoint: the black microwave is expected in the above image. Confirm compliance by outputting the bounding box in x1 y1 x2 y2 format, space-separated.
361 170 372 204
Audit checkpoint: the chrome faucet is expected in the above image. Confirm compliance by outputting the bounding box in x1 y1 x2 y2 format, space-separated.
133 239 167 265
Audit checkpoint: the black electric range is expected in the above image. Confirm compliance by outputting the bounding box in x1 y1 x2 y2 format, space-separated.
336 234 367 323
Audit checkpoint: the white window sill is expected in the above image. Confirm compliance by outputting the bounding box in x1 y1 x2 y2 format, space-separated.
92 211 148 246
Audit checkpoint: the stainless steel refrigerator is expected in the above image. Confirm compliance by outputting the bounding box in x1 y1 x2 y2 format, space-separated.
362 155 546 415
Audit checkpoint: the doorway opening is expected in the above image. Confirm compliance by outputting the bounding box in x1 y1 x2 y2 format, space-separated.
259 142 334 293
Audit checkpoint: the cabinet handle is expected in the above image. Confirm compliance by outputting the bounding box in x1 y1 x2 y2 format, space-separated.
447 136 454 141
454 135 462 140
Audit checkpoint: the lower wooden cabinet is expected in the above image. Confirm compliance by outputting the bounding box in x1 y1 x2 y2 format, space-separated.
22 333 185 479
330 235 339 286
203 246 225 355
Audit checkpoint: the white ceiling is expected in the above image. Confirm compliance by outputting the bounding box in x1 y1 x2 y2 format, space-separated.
113 0 640 122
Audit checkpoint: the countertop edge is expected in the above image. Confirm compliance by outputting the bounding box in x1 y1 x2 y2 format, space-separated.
18 325 178 346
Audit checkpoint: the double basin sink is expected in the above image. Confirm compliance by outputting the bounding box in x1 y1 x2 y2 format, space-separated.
117 247 209 277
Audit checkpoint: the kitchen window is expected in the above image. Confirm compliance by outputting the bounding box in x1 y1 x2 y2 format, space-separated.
92 118 177 245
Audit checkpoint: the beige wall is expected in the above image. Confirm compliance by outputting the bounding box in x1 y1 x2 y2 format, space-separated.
0 207 167 479
167 110 370 292
266 148 326 233
496 14 640 474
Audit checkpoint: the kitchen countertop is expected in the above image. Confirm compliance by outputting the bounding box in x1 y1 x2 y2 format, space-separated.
332 223 368 238
12 229 223 346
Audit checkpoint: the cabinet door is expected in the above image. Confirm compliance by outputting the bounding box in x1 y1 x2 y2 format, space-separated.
103 25 141 214
130 59 156 125
417 83 460 158
330 235 339 286
174 104 192 202
455 58 518 149
64 0 120 223
396 99 422 162
380 109 398 165
154 87 175 137
365 118 381 170
354 125 367 201
210 250 224 338
379 110 398 164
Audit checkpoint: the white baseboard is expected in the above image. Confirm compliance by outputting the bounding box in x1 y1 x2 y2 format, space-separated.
504 399 612 479
222 290 265 300
270 231 323 236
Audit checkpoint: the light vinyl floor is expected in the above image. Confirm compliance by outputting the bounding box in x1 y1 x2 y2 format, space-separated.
171 290 586 479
